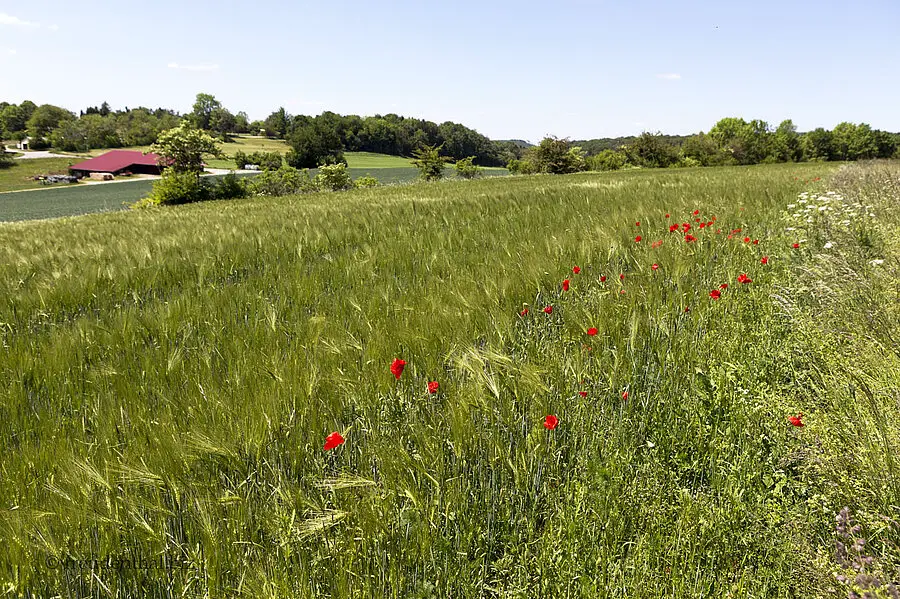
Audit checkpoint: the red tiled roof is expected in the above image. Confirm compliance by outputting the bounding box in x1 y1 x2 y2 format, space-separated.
69 150 162 173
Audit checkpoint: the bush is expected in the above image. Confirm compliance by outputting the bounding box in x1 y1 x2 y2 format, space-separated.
246 165 316 197
586 149 627 171
506 158 536 175
315 163 354 191
354 175 379 189
234 150 282 170
138 170 208 207
28 137 50 150
411 144 449 181
0 150 14 169
233 150 248 170
455 156 481 179
525 137 587 174
212 173 248 200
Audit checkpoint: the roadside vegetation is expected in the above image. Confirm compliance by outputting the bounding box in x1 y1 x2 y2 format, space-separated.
2 161 898 596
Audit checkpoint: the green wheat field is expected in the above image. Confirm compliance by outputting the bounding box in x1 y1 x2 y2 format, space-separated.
1 162 898 597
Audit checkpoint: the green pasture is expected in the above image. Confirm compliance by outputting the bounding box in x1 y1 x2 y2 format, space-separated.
1 162 898 597
0 157 80 193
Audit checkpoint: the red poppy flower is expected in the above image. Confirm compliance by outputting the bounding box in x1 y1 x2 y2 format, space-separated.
543 305 553 314
693 209 699 215
651 263 659 271
427 381 440 394
544 414 559 430
709 289 722 300
699 222 706 229
390 358 406 379
651 240 663 248
622 391 629 400
572 265 581 274
619 289 626 294
792 243 800 249
562 279 570 291
635 221 641 226
715 229 721 234
600 275 607 282
720 283 729 289
669 224 679 233
737 273 752 284
665 213 670 218
707 221 714 227
635 236 642 243
520 308 529 316
619 274 625 280
684 306 690 312
324 432 345 451
695 218 701 223
753 239 759 245
732 228 742 234
761 256 769 265
788 413 804 427
743 237 751 243
684 234 697 243
578 391 588 398
682 223 691 232
587 327 598 336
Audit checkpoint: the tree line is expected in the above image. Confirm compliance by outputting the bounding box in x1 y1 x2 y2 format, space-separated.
0 100 182 151
3 94 897 171
0 94 520 168
565 118 899 173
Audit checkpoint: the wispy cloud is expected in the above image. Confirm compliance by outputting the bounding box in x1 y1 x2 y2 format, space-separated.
5 48 16 56
0 13 37 27
656 73 682 80
168 62 220 72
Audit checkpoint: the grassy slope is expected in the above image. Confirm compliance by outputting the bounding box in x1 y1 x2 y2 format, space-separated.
1 163 897 597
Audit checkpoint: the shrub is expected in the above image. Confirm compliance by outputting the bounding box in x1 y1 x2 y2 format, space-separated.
138 169 208 207
455 156 481 179
354 175 380 189
29 137 50 150
411 144 450 181
0 150 14 169
233 150 248 170
315 163 354 191
587 149 627 171
506 158 536 175
247 165 316 197
525 137 587 174
235 150 283 171
212 173 248 200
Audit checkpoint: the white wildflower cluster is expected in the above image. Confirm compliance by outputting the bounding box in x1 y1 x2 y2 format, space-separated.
785 190 877 251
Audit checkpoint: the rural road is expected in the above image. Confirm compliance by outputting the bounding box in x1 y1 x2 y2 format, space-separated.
4 146 75 160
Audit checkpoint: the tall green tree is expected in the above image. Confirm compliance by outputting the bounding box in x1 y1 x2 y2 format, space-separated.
189 93 222 131
286 122 345 169
26 104 74 139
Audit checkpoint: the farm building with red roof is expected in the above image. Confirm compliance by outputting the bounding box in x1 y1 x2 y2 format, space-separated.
69 150 164 178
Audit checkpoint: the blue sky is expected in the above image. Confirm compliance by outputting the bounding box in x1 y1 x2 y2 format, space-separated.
1 0 898 141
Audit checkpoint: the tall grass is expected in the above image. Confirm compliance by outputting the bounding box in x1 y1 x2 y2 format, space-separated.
1 162 897 597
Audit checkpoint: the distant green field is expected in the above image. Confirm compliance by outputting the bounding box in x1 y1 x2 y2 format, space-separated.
0 167 508 222
345 152 414 168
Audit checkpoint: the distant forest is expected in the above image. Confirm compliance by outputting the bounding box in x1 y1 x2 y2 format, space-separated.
2 95 898 172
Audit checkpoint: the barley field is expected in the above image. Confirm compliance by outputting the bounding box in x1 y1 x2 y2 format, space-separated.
1 162 898 598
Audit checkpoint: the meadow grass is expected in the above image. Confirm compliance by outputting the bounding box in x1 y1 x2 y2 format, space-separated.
0 169 507 222
0 157 80 193
0 162 898 597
